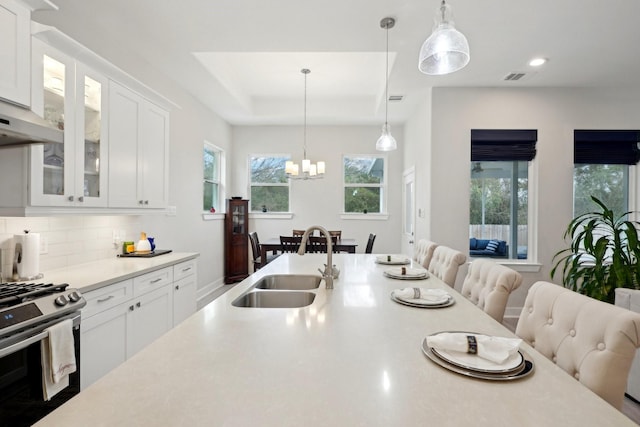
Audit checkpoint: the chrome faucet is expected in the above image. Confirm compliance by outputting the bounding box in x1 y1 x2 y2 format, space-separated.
297 225 339 289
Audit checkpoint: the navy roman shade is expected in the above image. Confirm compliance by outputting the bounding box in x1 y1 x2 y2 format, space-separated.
574 130 640 165
470 129 537 161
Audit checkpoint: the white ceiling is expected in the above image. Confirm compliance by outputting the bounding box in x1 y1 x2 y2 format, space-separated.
34 0 640 126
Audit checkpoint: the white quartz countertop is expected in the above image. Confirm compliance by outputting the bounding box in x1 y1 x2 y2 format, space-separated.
36 254 635 426
40 252 199 292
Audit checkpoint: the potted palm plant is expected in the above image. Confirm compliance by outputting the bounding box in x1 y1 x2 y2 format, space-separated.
551 196 640 303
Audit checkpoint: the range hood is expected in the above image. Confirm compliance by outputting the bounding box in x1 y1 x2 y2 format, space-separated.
0 101 63 148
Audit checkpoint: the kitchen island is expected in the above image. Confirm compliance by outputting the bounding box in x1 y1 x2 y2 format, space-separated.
36 254 636 426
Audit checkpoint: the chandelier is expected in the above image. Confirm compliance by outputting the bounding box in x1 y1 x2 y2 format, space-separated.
285 68 325 180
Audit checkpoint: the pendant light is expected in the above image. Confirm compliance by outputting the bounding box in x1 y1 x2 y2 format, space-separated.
285 68 325 180
376 17 397 152
418 0 470 75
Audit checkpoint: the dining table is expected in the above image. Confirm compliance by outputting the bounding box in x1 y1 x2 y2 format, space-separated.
35 253 637 426
259 237 358 267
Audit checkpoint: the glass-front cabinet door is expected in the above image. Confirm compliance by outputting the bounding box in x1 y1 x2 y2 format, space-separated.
30 38 108 207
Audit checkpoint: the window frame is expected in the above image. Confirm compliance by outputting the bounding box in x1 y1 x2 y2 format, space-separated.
248 154 291 213
203 141 225 213
342 154 388 215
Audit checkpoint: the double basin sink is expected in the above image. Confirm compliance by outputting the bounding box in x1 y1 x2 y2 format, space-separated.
231 274 322 308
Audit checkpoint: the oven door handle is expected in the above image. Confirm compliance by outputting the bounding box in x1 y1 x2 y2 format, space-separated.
0 330 48 358
0 313 81 358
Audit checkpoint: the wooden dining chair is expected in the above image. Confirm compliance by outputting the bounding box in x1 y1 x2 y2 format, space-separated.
414 239 438 269
248 232 280 272
365 233 376 254
516 281 640 409
460 258 522 323
292 229 306 236
328 230 342 239
280 235 302 253
427 245 466 287
306 235 338 253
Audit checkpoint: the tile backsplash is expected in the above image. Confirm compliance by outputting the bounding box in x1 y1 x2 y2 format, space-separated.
0 215 144 279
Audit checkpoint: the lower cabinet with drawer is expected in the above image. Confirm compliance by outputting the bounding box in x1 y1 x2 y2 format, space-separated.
80 266 176 390
172 259 197 326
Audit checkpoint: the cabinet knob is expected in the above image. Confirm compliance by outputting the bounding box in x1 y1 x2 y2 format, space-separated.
139 200 144 205
68 196 74 202
144 200 149 205
78 196 84 202
129 305 135 311
136 302 141 308
175 285 180 290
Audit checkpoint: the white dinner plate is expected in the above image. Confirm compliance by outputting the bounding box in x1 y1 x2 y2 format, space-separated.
375 255 411 265
390 291 455 308
426 332 524 373
422 338 534 381
384 267 429 279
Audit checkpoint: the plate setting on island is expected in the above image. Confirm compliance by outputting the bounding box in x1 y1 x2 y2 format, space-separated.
422 331 534 380
375 254 411 265
390 287 455 308
384 266 429 280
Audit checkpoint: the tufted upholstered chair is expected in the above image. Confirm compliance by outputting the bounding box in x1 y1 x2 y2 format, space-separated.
427 246 466 287
516 281 640 409
614 288 640 401
413 239 438 268
460 258 522 323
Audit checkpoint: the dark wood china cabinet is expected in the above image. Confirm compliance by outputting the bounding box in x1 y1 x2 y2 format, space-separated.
224 198 249 284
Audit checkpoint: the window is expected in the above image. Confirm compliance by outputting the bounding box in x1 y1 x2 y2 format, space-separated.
249 155 290 212
203 142 224 211
469 130 537 260
343 156 386 213
573 130 640 217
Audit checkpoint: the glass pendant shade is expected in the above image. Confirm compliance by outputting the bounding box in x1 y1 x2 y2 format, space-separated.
376 123 397 151
418 1 470 75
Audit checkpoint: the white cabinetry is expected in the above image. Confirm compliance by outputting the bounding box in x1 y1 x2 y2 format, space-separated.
80 267 174 390
172 259 198 326
29 37 109 207
108 81 169 209
0 0 30 106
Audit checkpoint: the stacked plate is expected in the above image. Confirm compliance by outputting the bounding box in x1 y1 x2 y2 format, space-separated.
384 267 429 280
390 287 454 308
422 332 534 381
375 255 411 265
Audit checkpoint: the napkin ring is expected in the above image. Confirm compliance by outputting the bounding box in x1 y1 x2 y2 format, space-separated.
466 335 478 355
413 288 421 299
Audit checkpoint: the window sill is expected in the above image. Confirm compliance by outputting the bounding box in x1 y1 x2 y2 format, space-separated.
202 212 225 221
250 212 294 220
468 258 541 273
340 213 389 220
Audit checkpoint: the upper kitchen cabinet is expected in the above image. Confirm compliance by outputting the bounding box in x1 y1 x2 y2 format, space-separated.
0 0 30 106
108 81 169 209
29 38 109 207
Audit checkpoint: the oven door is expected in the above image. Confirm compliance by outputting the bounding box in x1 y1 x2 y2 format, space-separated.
0 313 81 427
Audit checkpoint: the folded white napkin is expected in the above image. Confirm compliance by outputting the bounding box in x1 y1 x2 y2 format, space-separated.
41 319 76 400
394 287 449 301
426 332 522 364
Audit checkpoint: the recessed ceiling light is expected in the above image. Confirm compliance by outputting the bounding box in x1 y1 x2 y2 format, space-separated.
529 57 547 67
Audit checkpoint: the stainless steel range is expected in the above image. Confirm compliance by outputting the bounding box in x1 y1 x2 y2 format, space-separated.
0 282 86 426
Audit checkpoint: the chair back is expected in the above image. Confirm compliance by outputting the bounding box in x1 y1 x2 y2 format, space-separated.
280 236 302 253
328 230 342 239
306 235 337 253
248 232 260 260
615 288 640 401
365 233 376 254
414 239 438 268
427 246 466 287
460 258 522 322
293 229 308 236
516 281 640 409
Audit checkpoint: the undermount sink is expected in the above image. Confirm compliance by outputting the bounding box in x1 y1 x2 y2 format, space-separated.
253 274 322 290
231 291 316 308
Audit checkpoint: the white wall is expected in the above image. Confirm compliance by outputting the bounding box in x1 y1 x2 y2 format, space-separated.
404 86 640 318
231 125 404 255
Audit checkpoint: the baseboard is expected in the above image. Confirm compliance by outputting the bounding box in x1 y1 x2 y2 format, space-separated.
504 306 523 320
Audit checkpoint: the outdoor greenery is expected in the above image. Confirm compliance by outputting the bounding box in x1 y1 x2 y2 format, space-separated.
203 145 218 211
250 156 289 212
551 196 640 303
574 164 627 217
343 157 384 213
469 163 528 226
